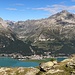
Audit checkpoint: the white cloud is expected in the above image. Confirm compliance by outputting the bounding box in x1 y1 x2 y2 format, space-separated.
72 0 75 2
31 4 75 14
6 8 17 11
32 7 58 14
14 3 24 6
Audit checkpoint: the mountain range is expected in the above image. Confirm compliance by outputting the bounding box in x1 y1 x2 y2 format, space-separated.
1 10 75 57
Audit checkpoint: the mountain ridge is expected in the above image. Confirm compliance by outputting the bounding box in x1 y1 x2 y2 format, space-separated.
0 10 75 57
0 18 34 56
10 10 75 41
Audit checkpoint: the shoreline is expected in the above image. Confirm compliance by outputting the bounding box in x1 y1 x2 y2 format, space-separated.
0 56 68 62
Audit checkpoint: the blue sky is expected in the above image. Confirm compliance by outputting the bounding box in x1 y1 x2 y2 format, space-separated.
0 0 75 21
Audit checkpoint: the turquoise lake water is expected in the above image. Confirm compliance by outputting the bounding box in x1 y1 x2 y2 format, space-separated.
0 57 67 67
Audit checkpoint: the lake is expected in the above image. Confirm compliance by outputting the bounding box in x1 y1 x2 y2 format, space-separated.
0 57 67 67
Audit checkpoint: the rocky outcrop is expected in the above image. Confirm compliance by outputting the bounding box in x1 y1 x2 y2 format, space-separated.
71 71 75 75
38 55 75 75
0 67 39 75
25 68 39 75
66 61 75 69
46 69 64 74
66 54 75 69
39 61 57 72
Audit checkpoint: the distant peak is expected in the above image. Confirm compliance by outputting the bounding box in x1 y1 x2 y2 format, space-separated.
0 17 3 21
48 10 75 20
60 10 69 14
0 17 8 28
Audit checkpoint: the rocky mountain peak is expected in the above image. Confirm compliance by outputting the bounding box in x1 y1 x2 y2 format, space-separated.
48 10 75 22
60 10 69 14
59 10 74 17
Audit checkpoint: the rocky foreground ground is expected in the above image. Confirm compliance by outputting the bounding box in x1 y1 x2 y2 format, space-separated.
0 55 75 75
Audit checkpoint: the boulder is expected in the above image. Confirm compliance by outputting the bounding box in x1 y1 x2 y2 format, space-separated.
71 71 75 75
46 69 64 74
39 61 55 72
66 62 75 68
53 60 57 65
